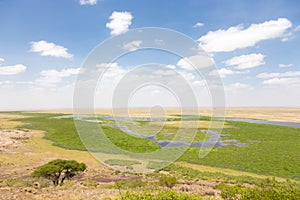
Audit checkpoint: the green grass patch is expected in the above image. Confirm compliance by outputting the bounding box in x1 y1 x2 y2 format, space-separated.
15 113 160 153
218 178 300 200
0 178 50 188
108 179 147 189
147 161 170 170
80 180 99 188
161 164 265 185
179 121 300 180
116 190 202 200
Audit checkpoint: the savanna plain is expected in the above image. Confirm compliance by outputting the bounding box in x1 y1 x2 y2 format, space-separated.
0 108 299 200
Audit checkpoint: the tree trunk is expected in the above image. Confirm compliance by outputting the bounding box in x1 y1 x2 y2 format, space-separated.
61 176 66 185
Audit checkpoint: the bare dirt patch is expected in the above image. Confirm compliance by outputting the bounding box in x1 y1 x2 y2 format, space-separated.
0 129 33 153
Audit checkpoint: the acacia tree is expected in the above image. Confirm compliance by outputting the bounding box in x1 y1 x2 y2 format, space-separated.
32 159 87 186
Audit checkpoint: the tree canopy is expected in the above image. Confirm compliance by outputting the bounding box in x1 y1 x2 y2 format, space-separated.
32 159 87 186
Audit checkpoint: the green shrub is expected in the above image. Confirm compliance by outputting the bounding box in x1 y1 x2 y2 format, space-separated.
158 174 177 188
33 177 51 188
81 180 99 188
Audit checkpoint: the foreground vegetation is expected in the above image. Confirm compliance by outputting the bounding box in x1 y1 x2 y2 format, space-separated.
217 178 300 200
1 174 299 200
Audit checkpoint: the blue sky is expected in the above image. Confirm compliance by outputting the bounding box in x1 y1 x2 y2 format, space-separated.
0 0 300 110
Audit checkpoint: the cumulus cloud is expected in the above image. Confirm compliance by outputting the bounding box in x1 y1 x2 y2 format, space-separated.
96 62 127 85
106 11 133 35
225 53 265 69
176 54 214 71
165 65 176 69
210 68 246 78
193 22 204 28
79 0 97 5
30 40 73 58
0 57 4 62
36 68 80 85
123 40 142 51
198 18 292 52
0 64 26 75
279 63 293 68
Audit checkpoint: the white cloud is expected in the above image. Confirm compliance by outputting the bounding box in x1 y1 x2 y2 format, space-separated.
123 40 142 51
165 65 176 69
96 62 127 83
257 71 300 79
294 25 300 32
279 63 293 68
225 82 253 91
79 0 97 5
256 72 280 79
210 68 245 78
176 54 214 71
198 18 292 52
192 80 206 86
0 64 26 75
193 22 204 28
263 77 300 86
30 40 73 58
36 68 80 85
106 11 133 35
225 53 265 69
0 57 4 62
179 71 195 81
258 70 300 87
281 37 290 42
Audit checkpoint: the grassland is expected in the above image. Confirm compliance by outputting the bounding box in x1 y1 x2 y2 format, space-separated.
8 111 300 181
1 110 300 199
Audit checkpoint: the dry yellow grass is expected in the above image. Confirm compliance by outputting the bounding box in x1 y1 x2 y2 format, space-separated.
0 113 25 129
31 107 300 123
224 107 300 123
155 120 229 129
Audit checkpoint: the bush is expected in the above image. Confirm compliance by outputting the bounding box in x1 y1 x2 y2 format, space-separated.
158 174 177 189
